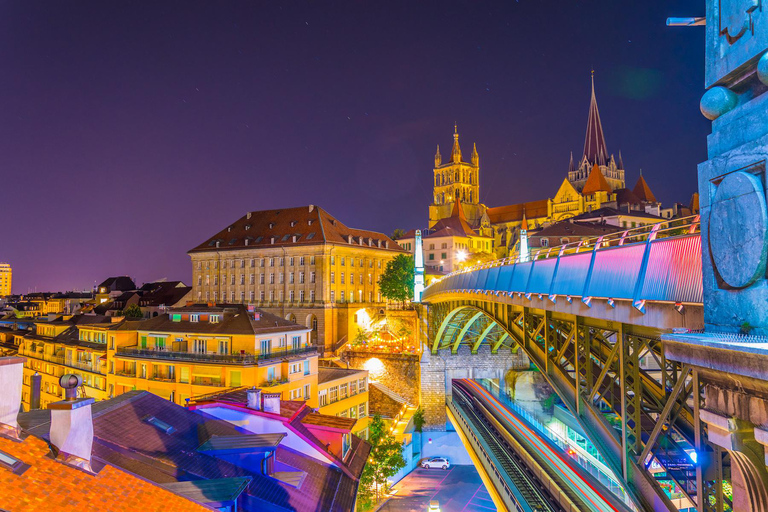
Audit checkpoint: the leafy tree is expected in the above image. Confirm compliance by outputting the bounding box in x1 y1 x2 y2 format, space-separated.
412 407 425 433
390 228 406 240
378 255 414 304
359 414 406 506
121 304 144 319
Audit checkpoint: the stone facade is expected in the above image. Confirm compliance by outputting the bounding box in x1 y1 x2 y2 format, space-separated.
420 344 529 431
368 383 407 419
343 351 420 406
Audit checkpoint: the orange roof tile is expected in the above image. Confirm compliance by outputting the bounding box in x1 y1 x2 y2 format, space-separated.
582 164 612 195
632 174 657 203
486 199 548 224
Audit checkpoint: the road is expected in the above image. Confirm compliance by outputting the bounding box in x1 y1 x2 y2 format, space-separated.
379 466 495 512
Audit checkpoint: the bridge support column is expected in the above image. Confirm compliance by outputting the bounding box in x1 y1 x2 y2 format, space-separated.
700 410 768 512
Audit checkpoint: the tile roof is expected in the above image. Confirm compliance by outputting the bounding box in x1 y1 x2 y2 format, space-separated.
487 199 549 224
0 427 206 511
530 221 622 239
428 201 477 238
581 164 612 195
19 391 364 512
632 174 657 203
189 205 405 254
614 187 642 205
300 412 357 431
571 207 665 221
97 276 136 292
318 366 367 384
128 304 308 336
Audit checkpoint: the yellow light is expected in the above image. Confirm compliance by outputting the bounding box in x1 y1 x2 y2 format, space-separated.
456 250 467 262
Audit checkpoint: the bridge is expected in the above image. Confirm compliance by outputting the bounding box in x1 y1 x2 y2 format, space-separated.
420 212 768 512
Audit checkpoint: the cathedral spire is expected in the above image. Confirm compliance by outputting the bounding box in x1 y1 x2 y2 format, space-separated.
583 71 608 165
569 151 575 172
471 143 479 166
618 150 624 169
451 123 462 163
435 144 442 166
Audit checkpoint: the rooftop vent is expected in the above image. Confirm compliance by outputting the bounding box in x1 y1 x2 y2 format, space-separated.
247 212 252 219
290 221 297 227
269 223 274 229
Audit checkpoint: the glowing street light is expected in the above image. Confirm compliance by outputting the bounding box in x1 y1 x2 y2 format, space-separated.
456 250 467 262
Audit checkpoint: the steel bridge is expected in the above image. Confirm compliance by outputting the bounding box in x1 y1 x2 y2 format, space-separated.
422 217 732 512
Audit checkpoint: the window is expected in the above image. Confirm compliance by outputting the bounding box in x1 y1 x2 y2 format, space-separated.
180 367 190 383
319 389 328 407
339 383 348 399
358 403 366 418
441 252 447 259
340 257 345 266
429 243 435 250
299 290 305 302
341 272 345 284
350 380 357 395
292 336 301 350
250 291 255 301
260 258 265 267
230 371 241 386
289 290 294 302
329 386 338 403
441 242 447 249
359 377 367 391
231 274 235 285
289 273 294 284
429 254 435 260
310 290 315 302
250 259 255 267
330 256 335 265
269 257 275 267
310 271 316 283
194 339 207 353
260 290 265 301
350 273 354 284
289 257 294 266
359 274 363 284
299 271 305 284
541 239 549 247
240 275 245 285
260 339 271 354
350 406 356 419
140 335 148 348
279 273 285 284
210 314 220 324
218 339 228 354
304 383 310 399
269 290 275 301
304 360 310 375
269 273 275 284
299 256 305 265
331 272 335 284
330 290 335 302
340 290 345 302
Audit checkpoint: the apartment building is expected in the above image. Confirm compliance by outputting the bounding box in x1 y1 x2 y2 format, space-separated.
318 366 370 439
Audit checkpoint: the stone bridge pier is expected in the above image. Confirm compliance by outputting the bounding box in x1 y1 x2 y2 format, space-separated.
419 344 529 430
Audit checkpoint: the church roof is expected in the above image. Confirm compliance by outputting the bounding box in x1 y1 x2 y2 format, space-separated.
487 199 549 224
582 164 612 195
429 200 477 238
583 73 608 165
614 188 642 206
632 174 657 203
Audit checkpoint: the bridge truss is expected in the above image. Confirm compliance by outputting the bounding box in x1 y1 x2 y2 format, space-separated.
428 298 729 512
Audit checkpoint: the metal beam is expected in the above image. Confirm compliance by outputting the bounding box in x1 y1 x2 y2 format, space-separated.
473 321 498 353
588 336 621 403
432 307 468 354
453 312 484 353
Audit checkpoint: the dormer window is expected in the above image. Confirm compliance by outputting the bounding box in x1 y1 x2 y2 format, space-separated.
245 224 251 230
171 314 181 322
269 223 274 229
144 416 175 434
190 314 199 323
290 220 297 227
308 220 313 226
210 315 220 324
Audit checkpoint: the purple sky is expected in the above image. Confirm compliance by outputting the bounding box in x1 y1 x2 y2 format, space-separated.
1 1 708 294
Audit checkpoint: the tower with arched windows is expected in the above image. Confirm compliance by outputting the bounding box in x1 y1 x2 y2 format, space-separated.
428 125 486 229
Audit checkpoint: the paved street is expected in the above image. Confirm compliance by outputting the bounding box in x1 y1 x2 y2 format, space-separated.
380 466 495 512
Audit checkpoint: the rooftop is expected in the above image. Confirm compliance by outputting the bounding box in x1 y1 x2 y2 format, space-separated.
318 366 367 384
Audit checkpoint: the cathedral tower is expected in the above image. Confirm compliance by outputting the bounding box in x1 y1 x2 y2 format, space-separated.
567 73 626 192
429 125 485 229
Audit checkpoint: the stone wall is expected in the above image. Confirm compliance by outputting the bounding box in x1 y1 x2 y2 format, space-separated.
420 345 529 431
343 351 420 405
368 383 407 419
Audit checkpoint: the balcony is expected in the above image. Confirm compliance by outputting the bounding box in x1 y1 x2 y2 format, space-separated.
18 348 106 375
115 345 317 365
191 376 225 387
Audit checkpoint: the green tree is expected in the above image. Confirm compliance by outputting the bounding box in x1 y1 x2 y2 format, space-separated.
412 407 425 433
378 254 414 304
121 304 144 319
390 228 406 240
359 414 406 507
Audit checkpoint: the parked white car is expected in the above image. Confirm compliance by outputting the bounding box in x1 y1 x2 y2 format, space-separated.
421 457 450 469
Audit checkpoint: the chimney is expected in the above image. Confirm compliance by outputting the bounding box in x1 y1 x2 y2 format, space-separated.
30 372 42 410
246 388 262 410
0 357 26 439
262 392 281 415
49 374 94 472
308 205 314 212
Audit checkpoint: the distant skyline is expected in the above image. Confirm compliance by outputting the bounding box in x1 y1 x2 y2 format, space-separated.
1 1 708 293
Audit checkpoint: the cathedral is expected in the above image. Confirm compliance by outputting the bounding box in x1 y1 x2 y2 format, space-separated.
426 75 671 258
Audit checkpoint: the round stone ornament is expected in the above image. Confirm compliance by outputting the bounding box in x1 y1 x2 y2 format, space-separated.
700 86 738 120
758 51 768 86
709 171 768 289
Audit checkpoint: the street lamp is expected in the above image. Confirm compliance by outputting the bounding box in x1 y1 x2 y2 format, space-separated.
456 250 467 262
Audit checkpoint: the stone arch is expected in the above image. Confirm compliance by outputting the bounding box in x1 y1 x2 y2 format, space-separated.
305 313 318 345
285 313 296 323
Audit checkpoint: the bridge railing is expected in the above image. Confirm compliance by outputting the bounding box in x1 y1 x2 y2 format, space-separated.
423 215 703 308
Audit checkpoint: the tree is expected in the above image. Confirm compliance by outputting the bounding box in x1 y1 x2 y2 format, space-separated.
412 407 425 433
390 228 405 240
359 414 406 507
121 304 144 319
378 254 414 304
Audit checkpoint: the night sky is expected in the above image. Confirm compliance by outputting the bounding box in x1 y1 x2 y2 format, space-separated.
1 1 708 293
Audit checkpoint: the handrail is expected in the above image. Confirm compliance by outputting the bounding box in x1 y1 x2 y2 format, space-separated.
433 215 700 283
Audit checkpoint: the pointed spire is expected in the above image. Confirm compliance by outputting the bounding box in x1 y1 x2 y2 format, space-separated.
583 71 608 165
569 151 575 172
471 143 479 166
582 163 612 195
435 144 442 167
633 173 657 203
521 206 529 231
617 150 624 169
451 123 462 163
